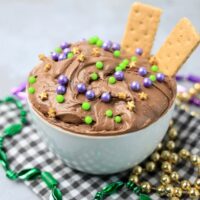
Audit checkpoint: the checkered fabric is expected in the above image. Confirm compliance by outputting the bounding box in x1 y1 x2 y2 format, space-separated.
0 102 199 200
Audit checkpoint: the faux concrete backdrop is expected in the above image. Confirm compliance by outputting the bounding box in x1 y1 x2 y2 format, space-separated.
0 0 200 199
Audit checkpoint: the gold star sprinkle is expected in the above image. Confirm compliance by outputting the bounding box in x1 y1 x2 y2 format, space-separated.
149 56 157 65
129 61 136 68
118 92 127 100
72 47 81 55
91 48 100 57
44 63 51 72
39 92 48 101
48 108 56 118
77 53 85 62
138 92 148 100
126 101 135 111
38 54 46 61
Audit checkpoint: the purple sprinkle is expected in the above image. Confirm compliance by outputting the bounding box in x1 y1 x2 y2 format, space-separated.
58 53 66 61
187 75 200 83
156 73 165 82
77 83 87 94
51 52 59 61
56 85 66 94
143 78 152 88
63 48 71 56
101 92 111 103
114 71 124 81
112 42 120 51
58 75 68 85
138 67 147 76
60 42 70 50
85 90 95 100
135 48 143 56
102 40 112 51
130 81 141 91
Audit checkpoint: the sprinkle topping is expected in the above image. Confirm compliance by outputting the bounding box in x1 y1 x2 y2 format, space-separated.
114 116 122 123
105 109 113 118
28 76 36 84
48 108 56 118
28 87 35 94
84 116 93 124
138 92 148 100
56 95 65 103
108 76 116 84
96 61 104 70
82 102 91 111
39 92 48 101
127 101 135 111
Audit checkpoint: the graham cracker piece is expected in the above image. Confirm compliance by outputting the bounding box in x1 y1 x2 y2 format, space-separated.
155 18 200 76
121 2 162 57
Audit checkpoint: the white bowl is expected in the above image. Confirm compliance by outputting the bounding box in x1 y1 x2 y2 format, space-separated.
28 99 175 175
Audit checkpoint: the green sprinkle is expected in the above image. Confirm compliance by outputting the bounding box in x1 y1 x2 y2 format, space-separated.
84 116 93 124
88 36 99 45
108 76 116 84
81 102 91 111
96 39 103 47
56 95 65 103
122 59 129 65
149 74 156 82
105 109 113 118
54 47 62 54
115 66 123 72
96 61 104 70
131 56 137 62
90 72 99 81
113 50 121 58
114 116 122 123
28 87 35 94
119 63 127 71
67 52 74 59
151 65 159 72
28 76 36 84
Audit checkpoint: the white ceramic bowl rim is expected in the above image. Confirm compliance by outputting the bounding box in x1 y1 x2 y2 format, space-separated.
27 95 175 140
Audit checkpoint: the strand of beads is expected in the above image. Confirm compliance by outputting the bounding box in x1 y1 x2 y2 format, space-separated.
176 74 200 108
129 120 200 200
0 96 62 200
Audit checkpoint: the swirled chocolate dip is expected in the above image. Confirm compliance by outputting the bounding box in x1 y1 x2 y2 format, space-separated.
28 41 176 136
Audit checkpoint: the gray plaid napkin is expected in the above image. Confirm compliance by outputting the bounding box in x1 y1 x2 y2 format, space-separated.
0 102 199 200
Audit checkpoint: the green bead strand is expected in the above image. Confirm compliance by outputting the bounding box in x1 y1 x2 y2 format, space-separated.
0 96 63 200
18 168 41 180
51 186 63 200
41 171 58 189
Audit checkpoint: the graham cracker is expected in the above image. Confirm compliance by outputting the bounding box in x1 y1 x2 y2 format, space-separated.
121 2 162 57
155 18 200 76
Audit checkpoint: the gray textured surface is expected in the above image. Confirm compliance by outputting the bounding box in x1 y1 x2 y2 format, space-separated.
0 0 200 199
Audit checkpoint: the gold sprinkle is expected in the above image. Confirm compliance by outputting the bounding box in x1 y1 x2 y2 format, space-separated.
129 61 136 68
127 101 135 111
149 56 157 65
44 63 51 72
118 92 127 100
72 47 81 54
77 53 85 62
91 48 100 57
38 54 46 61
138 92 148 100
48 108 56 118
39 92 48 101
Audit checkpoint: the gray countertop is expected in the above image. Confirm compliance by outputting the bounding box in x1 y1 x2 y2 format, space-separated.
0 0 200 199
